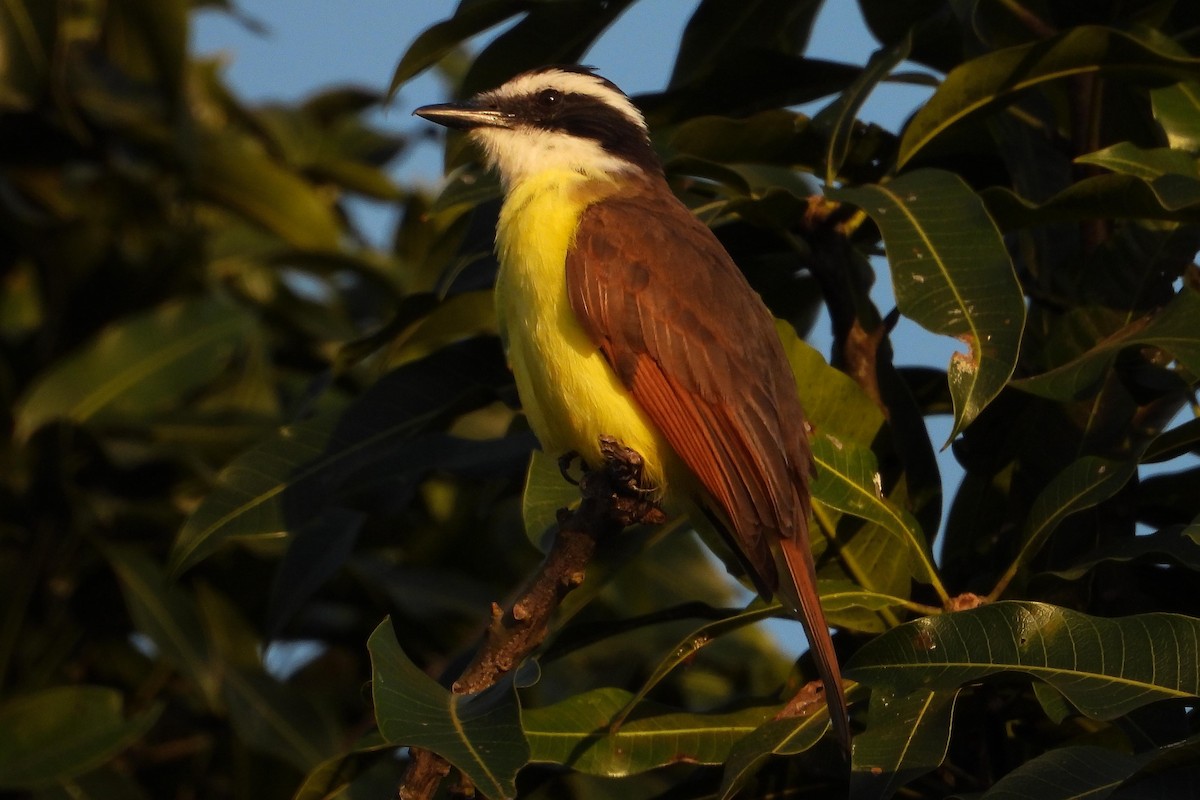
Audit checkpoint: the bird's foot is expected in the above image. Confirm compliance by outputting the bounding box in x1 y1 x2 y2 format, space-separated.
586 435 667 527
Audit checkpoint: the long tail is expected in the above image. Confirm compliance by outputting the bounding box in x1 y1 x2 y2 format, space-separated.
778 534 851 752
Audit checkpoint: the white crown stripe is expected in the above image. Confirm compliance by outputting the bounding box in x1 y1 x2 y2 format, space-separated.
483 69 647 132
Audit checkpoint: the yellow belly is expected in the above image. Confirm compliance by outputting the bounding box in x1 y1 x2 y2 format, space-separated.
495 171 673 493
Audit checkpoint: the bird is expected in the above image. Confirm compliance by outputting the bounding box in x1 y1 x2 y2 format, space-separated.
414 65 850 750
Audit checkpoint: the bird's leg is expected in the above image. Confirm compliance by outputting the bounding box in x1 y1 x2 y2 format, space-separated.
557 450 582 485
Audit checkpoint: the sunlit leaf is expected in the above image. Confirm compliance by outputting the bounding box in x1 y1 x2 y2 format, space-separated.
810 432 940 592
1151 81 1200 153
524 687 771 777
1076 142 1200 180
851 689 958 799
521 449 577 551
831 169 1025 439
848 602 1200 719
15 295 256 440
369 619 527 799
0 687 160 789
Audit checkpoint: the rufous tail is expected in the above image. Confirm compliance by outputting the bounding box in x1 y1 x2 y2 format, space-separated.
778 534 851 752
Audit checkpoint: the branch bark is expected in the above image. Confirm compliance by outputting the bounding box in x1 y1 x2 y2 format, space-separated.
397 436 665 800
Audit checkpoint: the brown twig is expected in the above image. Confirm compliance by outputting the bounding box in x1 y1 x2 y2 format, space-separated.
397 436 666 800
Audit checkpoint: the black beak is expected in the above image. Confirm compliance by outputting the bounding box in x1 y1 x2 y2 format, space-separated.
413 101 513 131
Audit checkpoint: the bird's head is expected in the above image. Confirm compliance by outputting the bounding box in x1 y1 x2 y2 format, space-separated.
414 66 659 188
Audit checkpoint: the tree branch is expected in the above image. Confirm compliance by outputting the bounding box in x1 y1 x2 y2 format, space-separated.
397 436 665 800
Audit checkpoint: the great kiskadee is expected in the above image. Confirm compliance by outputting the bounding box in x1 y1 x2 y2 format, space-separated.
415 66 850 749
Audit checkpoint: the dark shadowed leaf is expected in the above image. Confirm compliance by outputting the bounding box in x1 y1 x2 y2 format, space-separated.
850 689 958 800
1014 287 1200 400
103 546 219 707
1076 142 1200 181
266 508 365 638
223 669 339 772
977 739 1200 800
831 169 1025 439
461 1 634 97
387 0 527 96
1143 418 1200 464
992 457 1137 598
15 295 257 440
848 602 1200 719
813 33 910 184
716 686 865 799
0 687 160 789
369 619 527 799
984 173 1200 229
521 449 578 550
1043 520 1200 582
898 26 1200 167
0 0 57 109
292 734 395 800
524 686 771 777
670 0 822 89
169 337 512 574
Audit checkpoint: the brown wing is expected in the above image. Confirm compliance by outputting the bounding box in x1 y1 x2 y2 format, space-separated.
565 177 813 590
566 177 852 750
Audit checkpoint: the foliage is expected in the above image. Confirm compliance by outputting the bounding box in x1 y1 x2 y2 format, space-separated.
2 1 1199 799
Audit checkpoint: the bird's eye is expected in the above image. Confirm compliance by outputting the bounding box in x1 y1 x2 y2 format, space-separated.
537 88 562 106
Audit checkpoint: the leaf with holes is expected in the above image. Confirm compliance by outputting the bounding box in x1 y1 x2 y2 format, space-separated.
831 169 1024 440
847 602 1200 719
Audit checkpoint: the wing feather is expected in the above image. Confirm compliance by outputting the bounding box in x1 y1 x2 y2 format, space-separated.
565 177 850 749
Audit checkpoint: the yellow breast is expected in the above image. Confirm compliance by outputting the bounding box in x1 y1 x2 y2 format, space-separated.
494 171 672 493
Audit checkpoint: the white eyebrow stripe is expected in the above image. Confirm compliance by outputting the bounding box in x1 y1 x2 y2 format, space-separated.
485 69 647 131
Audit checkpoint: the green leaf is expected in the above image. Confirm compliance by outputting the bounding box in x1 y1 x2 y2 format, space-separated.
521 449 578 551
1043 521 1200 581
716 695 849 799
984 174 1200 229
1014 287 1200 401
15 295 256 440
369 619 527 799
850 689 958 799
831 169 1025 439
813 33 911 185
460 1 634 97
1151 81 1200 153
387 0 526 96
978 743 1186 800
196 131 342 250
0 0 57 110
847 602 1200 719
523 687 771 777
779 327 885 447
670 0 822 89
265 508 365 638
609 602 784 729
103 546 219 707
0 687 160 790
898 26 1200 167
292 734 395 800
169 337 512 574
810 432 940 593
993 457 1137 597
820 580 915 634
1076 142 1200 181
1143 418 1200 464
223 669 338 772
